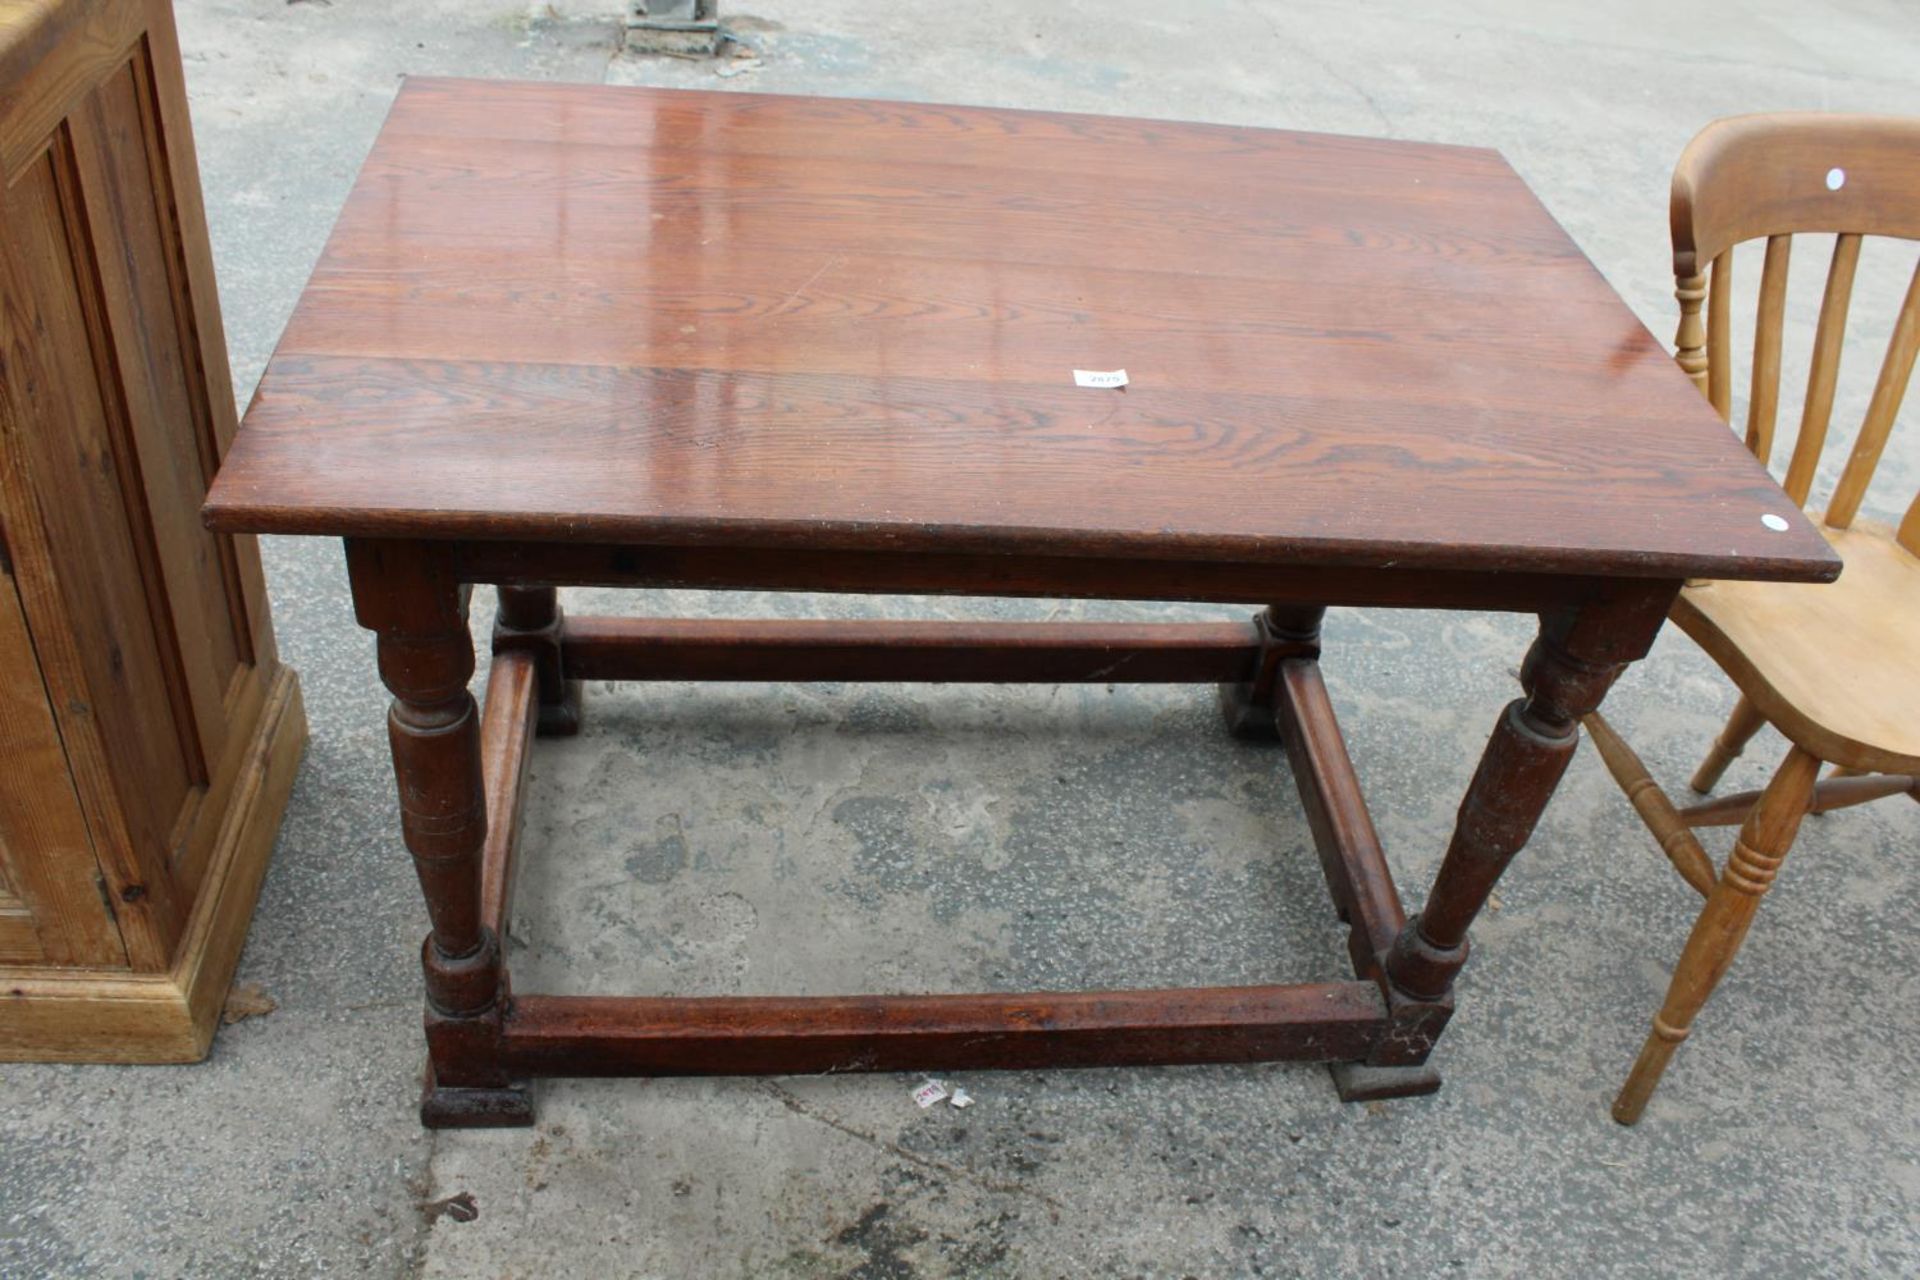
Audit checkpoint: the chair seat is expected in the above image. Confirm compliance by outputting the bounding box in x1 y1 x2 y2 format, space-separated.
1674 518 1920 773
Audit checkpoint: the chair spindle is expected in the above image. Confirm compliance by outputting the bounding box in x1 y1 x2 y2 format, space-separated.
1707 250 1733 421
1782 234 1863 506
1826 256 1920 530
1897 488 1920 556
1674 272 1709 399
1745 235 1793 466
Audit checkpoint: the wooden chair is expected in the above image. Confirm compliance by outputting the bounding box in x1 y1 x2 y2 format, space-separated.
1583 114 1920 1125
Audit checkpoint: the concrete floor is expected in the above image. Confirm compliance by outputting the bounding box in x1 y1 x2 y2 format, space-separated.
4 1 1918 1276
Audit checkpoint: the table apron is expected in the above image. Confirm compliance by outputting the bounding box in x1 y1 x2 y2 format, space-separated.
453 540 1625 613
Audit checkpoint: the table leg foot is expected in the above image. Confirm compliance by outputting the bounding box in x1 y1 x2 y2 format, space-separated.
535 678 583 738
1220 605 1325 742
1219 679 1281 740
1328 1060 1442 1102
421 1062 535 1129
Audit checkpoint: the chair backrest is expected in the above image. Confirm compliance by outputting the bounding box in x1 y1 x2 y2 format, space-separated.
1670 114 1920 548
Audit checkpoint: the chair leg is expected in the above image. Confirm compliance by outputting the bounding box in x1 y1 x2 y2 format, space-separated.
1613 746 1821 1125
1688 694 1768 794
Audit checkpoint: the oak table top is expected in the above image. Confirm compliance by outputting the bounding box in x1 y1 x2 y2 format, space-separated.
203 77 1837 585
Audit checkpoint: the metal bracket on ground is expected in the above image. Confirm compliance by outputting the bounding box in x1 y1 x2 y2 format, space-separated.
625 0 722 57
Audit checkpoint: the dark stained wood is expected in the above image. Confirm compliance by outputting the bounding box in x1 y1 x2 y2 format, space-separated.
203 79 1837 587
219 82 1845 1126
345 539 510 1105
460 540 1611 612
478 649 537 941
492 585 580 737
1219 604 1323 740
420 1060 530 1130
1327 1060 1442 1102
500 983 1387 1077
1377 584 1677 1064
558 615 1260 684
1274 657 1406 977
346 541 487 962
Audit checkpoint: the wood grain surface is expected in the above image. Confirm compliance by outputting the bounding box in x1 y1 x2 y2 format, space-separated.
0 0 303 1059
1675 520 1920 771
499 983 1387 1076
1671 113 1920 277
203 78 1836 583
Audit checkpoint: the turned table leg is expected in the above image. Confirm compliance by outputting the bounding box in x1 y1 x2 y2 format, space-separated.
348 541 530 1128
1368 589 1677 1086
494 585 582 737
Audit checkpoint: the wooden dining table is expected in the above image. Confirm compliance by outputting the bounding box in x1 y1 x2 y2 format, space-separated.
203 77 1839 1127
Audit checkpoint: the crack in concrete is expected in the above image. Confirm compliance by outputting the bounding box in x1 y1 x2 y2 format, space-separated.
1239 0 1394 133
758 1081 1065 1218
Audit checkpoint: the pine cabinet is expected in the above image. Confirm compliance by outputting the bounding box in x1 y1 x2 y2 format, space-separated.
0 0 305 1060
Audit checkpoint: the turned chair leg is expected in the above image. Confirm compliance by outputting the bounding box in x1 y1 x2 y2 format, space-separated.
1613 745 1821 1125
1689 694 1768 794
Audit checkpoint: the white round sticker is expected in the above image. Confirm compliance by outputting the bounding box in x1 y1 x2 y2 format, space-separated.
1826 167 1846 191
1761 513 1790 532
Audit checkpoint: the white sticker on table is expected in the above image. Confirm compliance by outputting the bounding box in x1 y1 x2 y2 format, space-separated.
1073 369 1128 389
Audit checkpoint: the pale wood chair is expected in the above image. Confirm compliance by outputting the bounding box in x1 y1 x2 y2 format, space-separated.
1583 114 1920 1125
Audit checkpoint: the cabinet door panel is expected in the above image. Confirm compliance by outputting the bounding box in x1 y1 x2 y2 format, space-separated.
0 545 126 967
3 132 196 937
72 52 247 765
64 42 278 901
